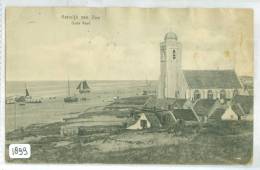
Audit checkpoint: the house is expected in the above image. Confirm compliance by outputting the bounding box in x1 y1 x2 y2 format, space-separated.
173 99 192 109
157 109 200 127
239 76 253 96
208 108 226 121
232 95 253 114
204 95 253 121
193 99 219 122
231 95 253 120
156 111 177 128
231 104 253 121
127 107 202 130
171 109 200 124
221 105 239 120
158 32 243 100
126 112 161 130
208 105 240 121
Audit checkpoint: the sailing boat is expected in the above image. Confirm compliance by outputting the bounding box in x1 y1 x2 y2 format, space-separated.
23 83 42 104
76 80 90 100
25 88 30 97
64 80 78 103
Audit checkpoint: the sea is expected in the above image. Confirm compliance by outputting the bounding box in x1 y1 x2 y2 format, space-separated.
5 80 157 132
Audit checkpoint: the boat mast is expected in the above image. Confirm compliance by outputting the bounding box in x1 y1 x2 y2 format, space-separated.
25 82 29 96
67 79 71 97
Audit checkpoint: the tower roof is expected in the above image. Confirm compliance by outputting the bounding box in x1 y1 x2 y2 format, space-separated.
164 32 178 41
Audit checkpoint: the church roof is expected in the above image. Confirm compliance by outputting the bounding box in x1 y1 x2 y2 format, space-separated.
183 70 242 89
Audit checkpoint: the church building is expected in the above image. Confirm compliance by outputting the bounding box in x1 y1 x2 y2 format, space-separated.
158 32 243 100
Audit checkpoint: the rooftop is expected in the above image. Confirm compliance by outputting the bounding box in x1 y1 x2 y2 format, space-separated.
232 95 253 114
172 109 198 121
164 32 178 41
183 70 242 89
193 99 217 116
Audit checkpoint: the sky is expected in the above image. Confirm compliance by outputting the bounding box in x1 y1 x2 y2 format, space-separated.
6 8 253 81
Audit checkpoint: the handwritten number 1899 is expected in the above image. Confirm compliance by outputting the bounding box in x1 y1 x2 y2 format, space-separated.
12 147 28 156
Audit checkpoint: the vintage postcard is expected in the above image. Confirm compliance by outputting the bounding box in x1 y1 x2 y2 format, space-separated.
5 7 253 164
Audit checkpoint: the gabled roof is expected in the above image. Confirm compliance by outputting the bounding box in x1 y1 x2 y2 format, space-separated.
183 70 242 89
126 117 137 127
231 104 245 116
193 99 217 116
126 112 161 128
172 109 198 121
156 110 177 125
144 112 161 128
144 97 176 109
232 95 253 114
174 99 188 109
208 108 226 121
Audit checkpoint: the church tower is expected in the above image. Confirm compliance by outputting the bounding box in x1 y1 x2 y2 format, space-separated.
158 32 182 99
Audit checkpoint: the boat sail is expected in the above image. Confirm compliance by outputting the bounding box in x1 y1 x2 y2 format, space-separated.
76 80 90 101
76 80 90 93
25 88 30 97
64 80 78 103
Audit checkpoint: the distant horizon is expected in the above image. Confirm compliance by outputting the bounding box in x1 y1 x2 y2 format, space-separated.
5 74 253 82
5 79 159 82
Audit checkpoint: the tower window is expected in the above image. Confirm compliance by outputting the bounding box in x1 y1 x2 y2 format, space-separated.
173 49 176 60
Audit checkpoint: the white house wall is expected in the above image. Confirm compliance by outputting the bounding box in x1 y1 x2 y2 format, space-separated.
186 88 241 100
179 71 189 98
127 113 151 130
221 106 238 120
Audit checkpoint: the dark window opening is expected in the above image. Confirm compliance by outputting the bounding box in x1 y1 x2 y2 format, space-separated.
140 120 147 129
207 90 213 99
194 90 201 100
233 89 239 97
173 49 176 60
220 89 226 99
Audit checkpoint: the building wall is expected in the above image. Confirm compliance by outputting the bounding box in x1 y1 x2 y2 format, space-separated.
158 33 242 100
158 42 167 99
186 88 241 100
158 35 182 99
127 113 151 130
221 106 238 120
241 114 253 121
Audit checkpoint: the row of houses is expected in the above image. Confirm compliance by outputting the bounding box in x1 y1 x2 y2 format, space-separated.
126 95 253 130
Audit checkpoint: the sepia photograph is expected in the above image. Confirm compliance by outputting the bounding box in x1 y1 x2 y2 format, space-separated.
5 7 253 164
